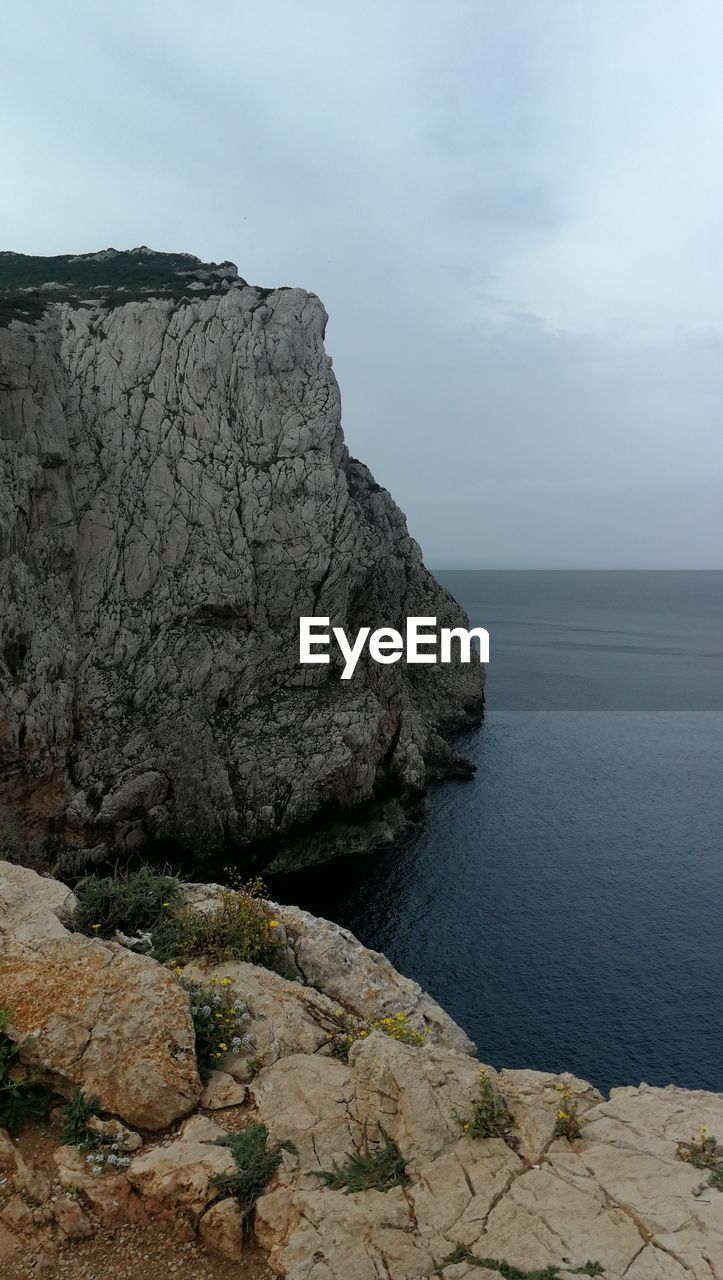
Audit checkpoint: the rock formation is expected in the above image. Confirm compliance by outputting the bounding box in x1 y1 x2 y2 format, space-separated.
0 249 484 872
1 861 722 1280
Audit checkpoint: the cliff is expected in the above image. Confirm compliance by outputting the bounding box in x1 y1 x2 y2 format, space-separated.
0 249 484 872
1 861 722 1280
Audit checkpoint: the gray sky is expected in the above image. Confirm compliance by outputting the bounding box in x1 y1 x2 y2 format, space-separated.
3 0 723 567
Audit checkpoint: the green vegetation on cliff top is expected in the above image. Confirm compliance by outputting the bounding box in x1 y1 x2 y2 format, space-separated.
0 246 239 327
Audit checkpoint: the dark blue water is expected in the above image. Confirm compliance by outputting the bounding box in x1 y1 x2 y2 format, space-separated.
272 572 723 1095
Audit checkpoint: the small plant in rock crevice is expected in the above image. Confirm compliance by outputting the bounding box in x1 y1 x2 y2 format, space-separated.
0 1009 53 1134
437 1245 606 1277
75 867 294 979
58 1089 101 1149
677 1126 723 1193
154 884 296 978
453 1069 519 1149
212 1124 296 1229
553 1085 582 1142
315 1124 408 1194
74 866 180 939
180 974 254 1081
325 1010 427 1062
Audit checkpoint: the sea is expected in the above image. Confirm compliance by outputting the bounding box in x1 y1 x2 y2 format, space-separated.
271 571 723 1095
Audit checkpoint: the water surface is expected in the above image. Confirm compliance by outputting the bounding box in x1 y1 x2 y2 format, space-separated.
272 572 723 1094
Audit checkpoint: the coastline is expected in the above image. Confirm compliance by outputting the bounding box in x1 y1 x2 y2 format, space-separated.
2 859 721 1279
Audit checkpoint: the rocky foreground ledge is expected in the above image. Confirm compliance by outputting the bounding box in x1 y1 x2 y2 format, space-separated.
1 860 722 1280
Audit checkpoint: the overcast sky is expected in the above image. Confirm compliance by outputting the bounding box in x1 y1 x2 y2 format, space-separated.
3 1 723 566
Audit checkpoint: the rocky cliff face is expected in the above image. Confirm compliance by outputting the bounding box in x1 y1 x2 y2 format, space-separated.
0 250 484 871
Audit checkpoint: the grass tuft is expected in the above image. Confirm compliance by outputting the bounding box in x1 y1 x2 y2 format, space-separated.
74 866 180 939
315 1124 408 1194
58 1089 101 1149
213 1124 295 1229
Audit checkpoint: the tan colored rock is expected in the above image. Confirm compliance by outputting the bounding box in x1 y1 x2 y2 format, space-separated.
12 1151 52 1201
473 1160 643 1275
34 1245 59 1279
276 903 476 1055
200 1069 247 1109
127 1135 236 1220
251 1053 355 1179
349 1033 482 1168
410 1136 521 1240
256 1186 436 1280
499 1066 603 1158
51 1194 94 1240
626 1245 692 1278
86 1115 142 1152
0 862 201 1130
183 957 339 1074
0 1126 16 1170
0 1222 22 1265
1 1194 34 1234
583 1081 723 1155
198 1196 245 1261
0 861 76 931
179 1114 227 1144
53 1146 145 1228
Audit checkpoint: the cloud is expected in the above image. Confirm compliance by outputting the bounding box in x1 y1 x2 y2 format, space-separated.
2 0 721 564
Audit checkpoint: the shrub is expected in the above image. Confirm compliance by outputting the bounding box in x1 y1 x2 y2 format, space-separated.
326 1011 427 1062
316 1125 408 1194
58 1089 101 1149
181 975 254 1081
213 1124 294 1228
454 1069 518 1148
677 1126 723 1192
552 1085 582 1142
153 882 293 977
437 1248 604 1277
0 1010 53 1133
74 866 180 939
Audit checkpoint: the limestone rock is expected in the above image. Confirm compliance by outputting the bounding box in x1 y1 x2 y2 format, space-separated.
0 861 76 929
127 1134 236 1221
348 1033 483 1168
0 1126 16 1170
498 1066 603 1157
198 1196 245 1261
0 257 485 870
85 1115 143 1152
51 1195 94 1241
184 955 349 1073
0 1223 22 1265
250 1030 723 1279
251 1053 356 1179
53 1146 145 1227
0 860 201 1130
277 903 476 1054
199 1070 247 1110
255 1186 437 1280
1 1195 34 1234
179 1114 227 1144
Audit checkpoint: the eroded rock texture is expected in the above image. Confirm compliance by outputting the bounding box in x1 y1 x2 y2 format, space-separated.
0 256 484 869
